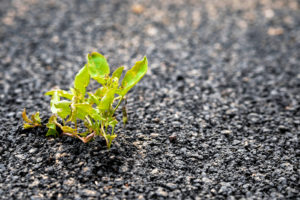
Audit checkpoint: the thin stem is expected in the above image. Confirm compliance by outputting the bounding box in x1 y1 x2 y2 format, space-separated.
112 96 123 114
74 120 77 131
62 132 95 143
101 123 106 136
85 116 92 127
111 126 115 135
100 121 104 136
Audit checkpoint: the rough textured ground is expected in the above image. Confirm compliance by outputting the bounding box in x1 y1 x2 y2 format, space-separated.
0 0 299 199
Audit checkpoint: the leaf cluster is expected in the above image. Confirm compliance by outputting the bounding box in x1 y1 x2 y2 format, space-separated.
22 52 147 149
22 108 42 129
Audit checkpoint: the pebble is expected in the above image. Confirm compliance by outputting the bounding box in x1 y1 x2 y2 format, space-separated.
0 0 299 199
156 187 168 197
221 130 232 135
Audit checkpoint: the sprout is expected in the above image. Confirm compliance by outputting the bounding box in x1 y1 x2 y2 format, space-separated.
22 52 148 149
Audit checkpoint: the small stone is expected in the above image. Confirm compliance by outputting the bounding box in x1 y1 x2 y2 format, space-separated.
232 140 240 145
80 189 98 197
0 164 6 172
202 177 212 183
64 178 75 185
29 179 40 188
29 148 38 154
15 154 26 160
165 183 177 190
150 133 159 138
169 135 177 143
151 168 159 175
152 118 160 123
156 187 168 197
131 4 144 14
221 130 232 135
146 26 158 36
264 9 274 19
278 125 289 132
268 27 284 36
278 177 287 185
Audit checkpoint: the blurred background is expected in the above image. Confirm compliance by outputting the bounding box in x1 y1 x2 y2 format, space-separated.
0 0 299 111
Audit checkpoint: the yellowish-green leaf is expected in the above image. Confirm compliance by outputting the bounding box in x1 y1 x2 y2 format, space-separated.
31 112 41 124
87 92 100 105
46 128 58 137
99 89 115 110
87 52 110 85
55 101 71 119
22 108 32 124
46 115 58 137
109 118 118 127
104 134 117 149
23 123 34 129
45 89 73 100
119 56 147 96
111 77 119 90
74 103 103 121
61 126 76 134
94 87 107 98
50 91 60 114
74 65 90 96
78 131 89 137
112 66 124 80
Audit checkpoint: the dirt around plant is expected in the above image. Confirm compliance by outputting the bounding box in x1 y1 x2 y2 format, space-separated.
0 0 299 199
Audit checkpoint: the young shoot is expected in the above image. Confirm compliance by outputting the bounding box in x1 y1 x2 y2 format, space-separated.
22 52 148 149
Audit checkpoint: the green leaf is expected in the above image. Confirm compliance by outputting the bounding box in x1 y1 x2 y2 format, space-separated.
78 131 89 137
87 52 110 85
99 89 115 110
104 117 118 128
45 89 73 100
104 134 117 149
74 103 103 121
73 103 89 120
112 66 124 80
22 108 33 124
119 56 148 96
61 126 76 134
50 91 60 114
46 115 58 137
32 112 41 124
109 118 118 127
74 65 90 96
55 101 71 119
111 77 119 89
94 87 107 98
46 123 56 130
87 92 100 105
23 123 34 129
46 128 58 137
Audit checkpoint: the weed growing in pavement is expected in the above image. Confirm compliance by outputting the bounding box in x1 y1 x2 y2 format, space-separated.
22 52 148 149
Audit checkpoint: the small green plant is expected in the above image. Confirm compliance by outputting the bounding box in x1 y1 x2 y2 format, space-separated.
22 108 42 129
22 52 148 149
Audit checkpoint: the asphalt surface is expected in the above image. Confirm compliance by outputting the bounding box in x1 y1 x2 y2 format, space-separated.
0 0 299 199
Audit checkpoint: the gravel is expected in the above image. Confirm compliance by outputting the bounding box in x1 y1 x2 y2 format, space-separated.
0 0 299 199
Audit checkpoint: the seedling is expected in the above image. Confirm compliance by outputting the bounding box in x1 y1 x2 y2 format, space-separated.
22 52 148 149
22 108 42 129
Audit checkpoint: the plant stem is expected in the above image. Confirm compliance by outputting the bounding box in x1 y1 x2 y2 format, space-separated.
63 132 95 143
75 120 77 130
112 96 123 115
85 116 92 127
